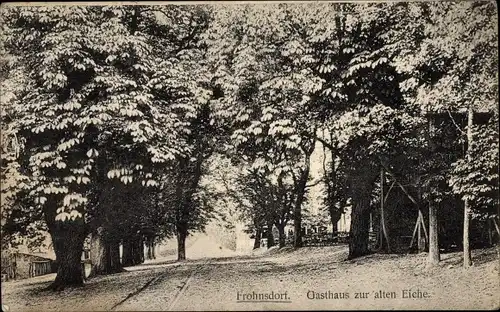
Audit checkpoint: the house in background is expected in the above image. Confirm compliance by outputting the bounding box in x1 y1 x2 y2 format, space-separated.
1 232 56 281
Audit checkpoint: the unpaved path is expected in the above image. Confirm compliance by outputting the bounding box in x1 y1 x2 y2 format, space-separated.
2 246 499 311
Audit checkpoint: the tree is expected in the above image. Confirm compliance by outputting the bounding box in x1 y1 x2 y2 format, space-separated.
0 5 211 288
288 2 425 258
147 5 234 261
394 0 498 266
204 3 430 257
450 119 499 253
234 169 296 249
321 140 349 238
205 4 326 248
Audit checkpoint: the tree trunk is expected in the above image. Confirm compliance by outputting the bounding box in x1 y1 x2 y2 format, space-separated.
132 236 143 265
347 161 378 260
151 240 156 259
330 209 341 235
332 221 339 240
417 220 426 253
325 141 342 242
329 205 342 242
488 219 492 246
293 168 310 248
332 218 339 234
150 237 155 260
177 225 187 261
174 156 203 262
139 236 144 264
145 236 154 260
373 212 383 250
140 237 145 263
427 112 440 265
48 219 86 290
266 220 275 248
428 202 440 265
89 226 109 277
348 189 371 259
463 107 473 268
253 227 262 249
463 197 471 266
293 207 303 248
277 223 286 248
121 239 134 267
293 142 315 248
109 239 122 273
379 169 391 252
145 240 151 260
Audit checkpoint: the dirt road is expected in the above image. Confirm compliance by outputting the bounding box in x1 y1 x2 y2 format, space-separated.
2 246 499 311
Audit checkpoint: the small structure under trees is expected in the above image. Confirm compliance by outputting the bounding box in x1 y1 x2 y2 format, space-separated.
370 110 498 263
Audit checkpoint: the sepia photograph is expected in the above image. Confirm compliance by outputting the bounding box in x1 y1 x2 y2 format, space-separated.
0 1 498 310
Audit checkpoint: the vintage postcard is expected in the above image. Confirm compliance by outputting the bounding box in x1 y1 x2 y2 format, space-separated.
1 1 499 311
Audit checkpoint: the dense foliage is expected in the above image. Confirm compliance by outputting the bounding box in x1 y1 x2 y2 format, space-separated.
1 1 497 288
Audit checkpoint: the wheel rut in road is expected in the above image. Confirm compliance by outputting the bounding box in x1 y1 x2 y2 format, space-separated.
110 271 168 311
111 260 208 311
167 261 208 311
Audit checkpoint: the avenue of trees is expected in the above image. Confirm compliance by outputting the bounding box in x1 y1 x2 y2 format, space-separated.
1 2 498 289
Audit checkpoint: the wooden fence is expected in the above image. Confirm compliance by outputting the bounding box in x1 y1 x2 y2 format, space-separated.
302 232 350 246
281 232 350 247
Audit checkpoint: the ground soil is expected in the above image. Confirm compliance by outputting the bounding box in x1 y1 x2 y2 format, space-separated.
1 246 498 311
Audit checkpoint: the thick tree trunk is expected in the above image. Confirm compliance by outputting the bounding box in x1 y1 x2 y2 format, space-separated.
266 220 275 248
428 202 440 265
177 226 187 261
121 239 134 267
49 219 86 290
253 227 262 249
347 161 378 260
89 226 109 277
277 223 286 248
348 190 371 259
43 199 86 290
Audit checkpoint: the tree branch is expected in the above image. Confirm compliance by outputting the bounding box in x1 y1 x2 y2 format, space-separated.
379 161 419 207
305 178 324 189
445 108 466 136
314 134 336 151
